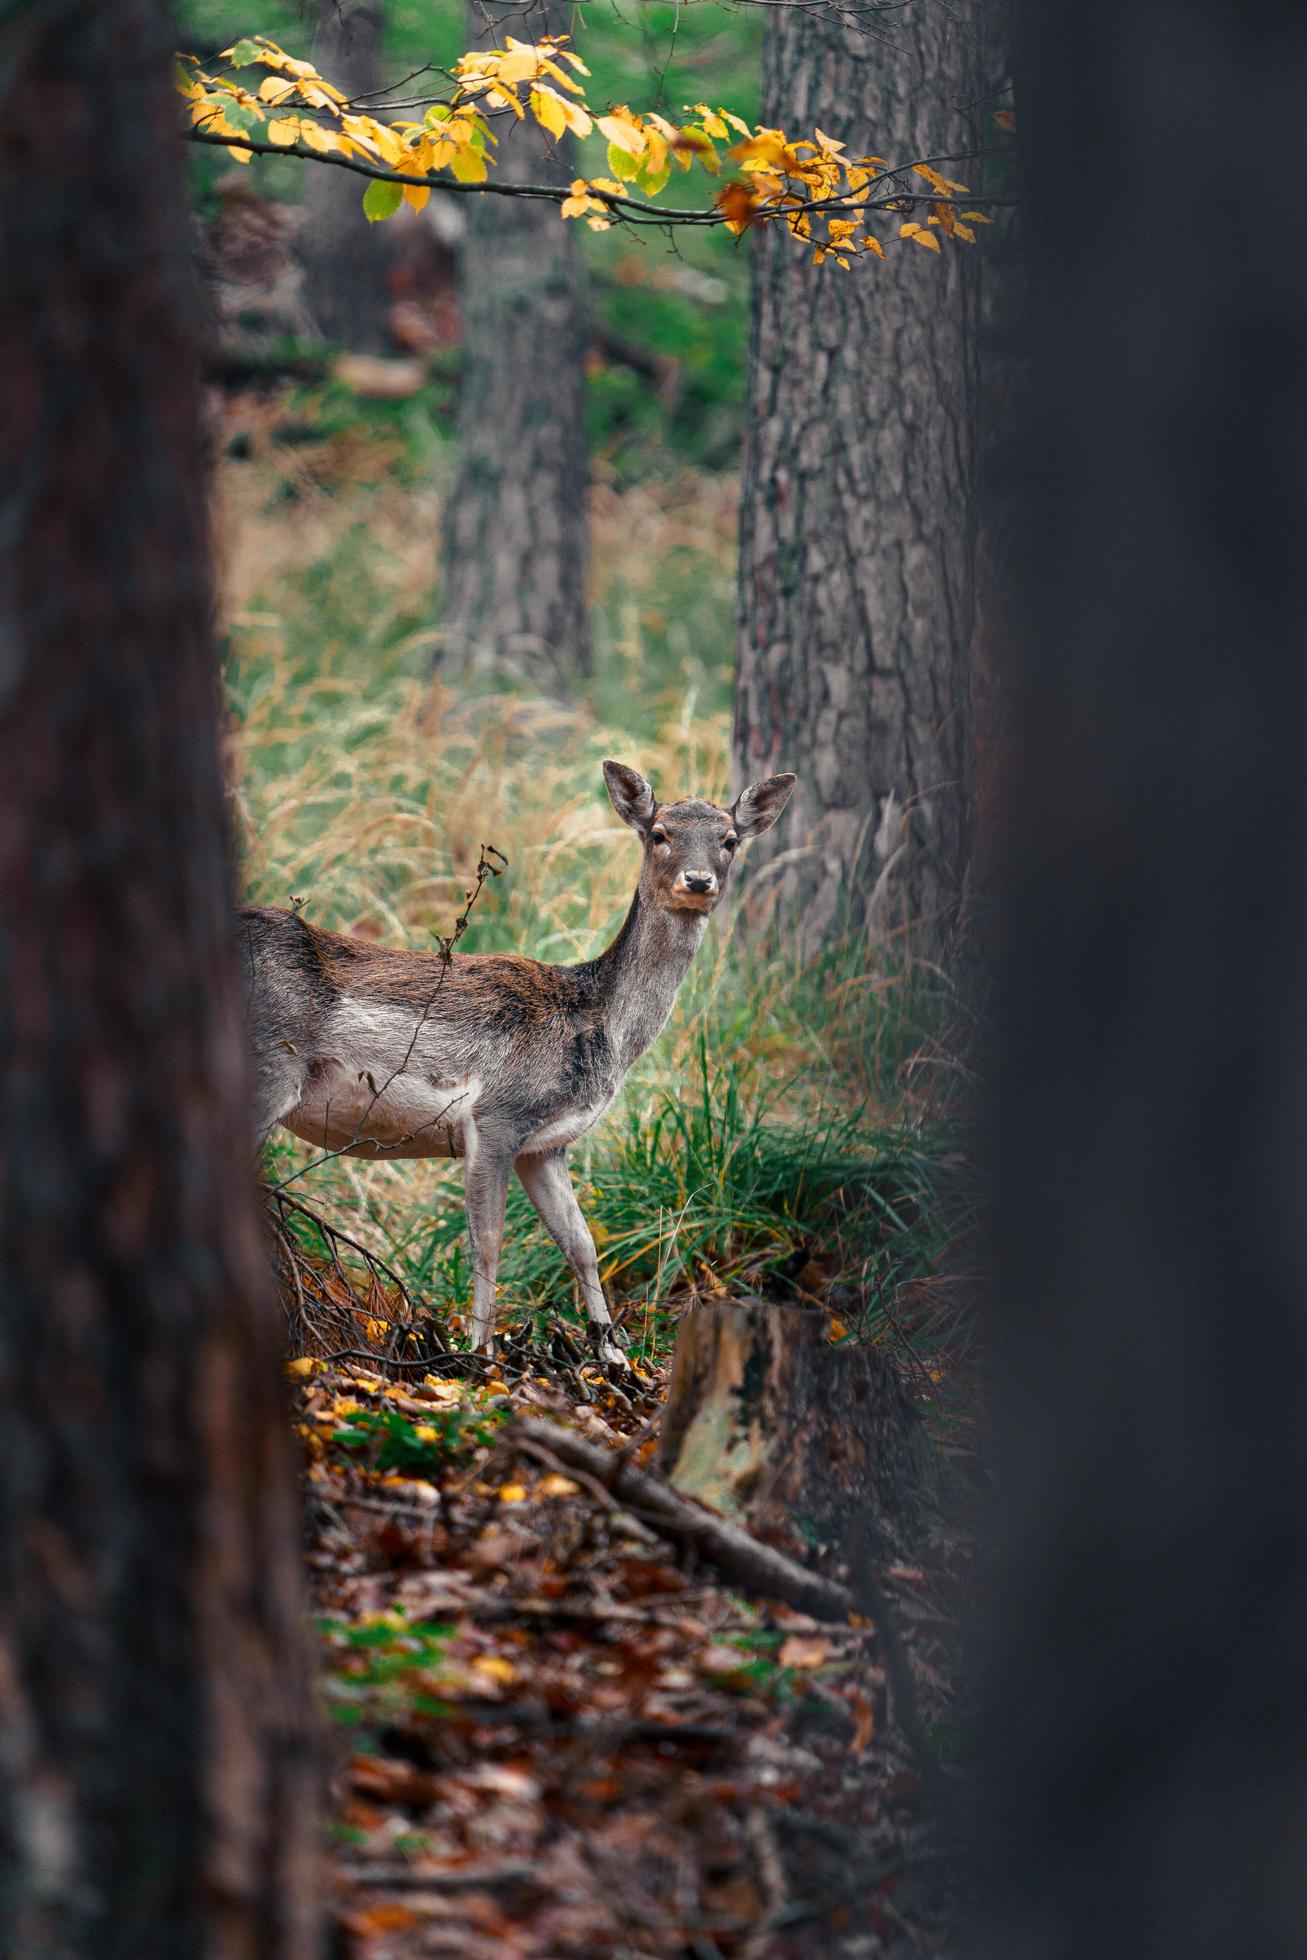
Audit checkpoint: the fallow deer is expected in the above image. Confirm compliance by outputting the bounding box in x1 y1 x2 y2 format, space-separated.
241 760 795 1363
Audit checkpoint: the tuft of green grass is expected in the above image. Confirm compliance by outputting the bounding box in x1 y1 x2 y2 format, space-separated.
397 1043 959 1362
332 1403 503 1475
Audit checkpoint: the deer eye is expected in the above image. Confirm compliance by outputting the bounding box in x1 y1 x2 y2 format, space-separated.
723 834 738 852
651 827 668 846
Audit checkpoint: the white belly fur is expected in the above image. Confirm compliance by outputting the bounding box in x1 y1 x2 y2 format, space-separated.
284 1060 480 1160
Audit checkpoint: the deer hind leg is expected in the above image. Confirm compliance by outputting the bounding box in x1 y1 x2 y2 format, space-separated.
515 1148 627 1368
464 1151 511 1354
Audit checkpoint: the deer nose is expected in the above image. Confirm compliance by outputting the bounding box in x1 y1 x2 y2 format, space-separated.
681 872 716 895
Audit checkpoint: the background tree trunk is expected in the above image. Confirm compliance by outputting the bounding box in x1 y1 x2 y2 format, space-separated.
438 0 590 685
300 0 396 351
0 4 320 1954
982 1 1307 1953
733 2 979 960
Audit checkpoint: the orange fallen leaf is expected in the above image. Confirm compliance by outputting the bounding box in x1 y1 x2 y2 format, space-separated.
847 1685 876 1753
779 1634 832 1669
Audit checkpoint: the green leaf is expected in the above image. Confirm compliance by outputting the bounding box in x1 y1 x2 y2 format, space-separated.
635 156 671 199
607 141 640 183
228 37 261 68
423 102 452 127
222 99 259 134
362 178 404 222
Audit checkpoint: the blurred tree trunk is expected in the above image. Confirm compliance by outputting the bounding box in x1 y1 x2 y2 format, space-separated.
734 2 979 960
438 0 590 685
0 4 320 1955
983 1 1307 1955
301 0 396 351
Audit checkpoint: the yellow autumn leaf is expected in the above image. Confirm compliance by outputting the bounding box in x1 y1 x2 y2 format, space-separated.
404 183 430 211
691 103 728 139
266 116 300 146
450 146 488 184
530 86 567 140
537 1473 580 1498
258 75 296 104
471 1654 519 1685
898 221 921 237
413 1424 439 1443
995 108 1016 132
910 228 941 251
285 1356 321 1377
596 111 645 158
497 1482 528 1503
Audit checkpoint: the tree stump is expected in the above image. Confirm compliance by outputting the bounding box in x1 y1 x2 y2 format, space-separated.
659 1300 927 1571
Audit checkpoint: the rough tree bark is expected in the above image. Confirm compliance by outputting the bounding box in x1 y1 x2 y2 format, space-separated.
734 2 979 959
300 0 397 352
982 1 1307 1954
0 4 320 1955
438 0 590 684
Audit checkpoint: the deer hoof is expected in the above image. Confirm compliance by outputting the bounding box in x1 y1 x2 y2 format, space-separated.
596 1334 630 1372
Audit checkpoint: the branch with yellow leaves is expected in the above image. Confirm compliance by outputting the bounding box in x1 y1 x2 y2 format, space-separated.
181 33 1004 266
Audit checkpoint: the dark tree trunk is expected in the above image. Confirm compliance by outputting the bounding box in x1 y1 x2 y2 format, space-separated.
0 5 320 1955
982 2 1307 1954
301 0 397 352
438 0 590 685
734 2 979 959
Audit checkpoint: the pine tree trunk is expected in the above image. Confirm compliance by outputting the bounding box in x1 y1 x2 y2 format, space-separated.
438 0 590 684
983 1 1307 1953
0 6 320 1954
301 0 396 352
734 3 979 959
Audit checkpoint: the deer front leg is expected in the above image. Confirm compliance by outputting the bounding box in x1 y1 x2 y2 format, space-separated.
515 1148 627 1369
464 1152 512 1354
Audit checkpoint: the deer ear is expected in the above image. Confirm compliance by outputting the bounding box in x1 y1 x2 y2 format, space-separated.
603 760 657 832
731 773 796 837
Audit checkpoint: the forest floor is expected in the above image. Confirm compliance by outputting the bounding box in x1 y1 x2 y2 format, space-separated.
282 1276 979 1960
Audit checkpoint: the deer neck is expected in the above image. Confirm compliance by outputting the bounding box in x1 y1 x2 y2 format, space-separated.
593 890 706 1069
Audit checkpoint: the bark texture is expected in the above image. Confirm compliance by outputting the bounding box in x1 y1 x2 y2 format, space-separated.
982 2 1307 1955
0 6 320 1955
438 0 590 684
301 0 397 352
734 2 979 958
660 1301 925 1566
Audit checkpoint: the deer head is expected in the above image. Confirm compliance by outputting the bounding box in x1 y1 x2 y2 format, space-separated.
602 760 796 915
